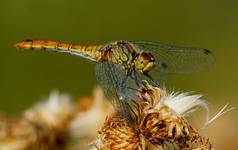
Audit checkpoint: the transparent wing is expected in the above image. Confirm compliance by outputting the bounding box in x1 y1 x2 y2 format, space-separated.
132 41 214 74
95 62 139 117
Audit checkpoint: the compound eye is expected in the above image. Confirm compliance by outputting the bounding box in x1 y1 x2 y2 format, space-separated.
141 52 153 61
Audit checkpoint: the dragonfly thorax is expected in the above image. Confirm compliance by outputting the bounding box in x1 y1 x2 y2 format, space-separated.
134 52 156 74
105 41 156 75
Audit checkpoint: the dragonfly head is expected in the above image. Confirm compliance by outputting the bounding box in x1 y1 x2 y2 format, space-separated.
134 52 156 74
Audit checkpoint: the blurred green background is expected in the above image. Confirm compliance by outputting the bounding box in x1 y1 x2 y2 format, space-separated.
0 0 237 149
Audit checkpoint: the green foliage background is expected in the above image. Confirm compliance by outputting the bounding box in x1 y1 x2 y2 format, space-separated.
0 0 237 149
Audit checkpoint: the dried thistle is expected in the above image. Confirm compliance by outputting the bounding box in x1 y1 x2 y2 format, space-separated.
94 113 145 150
131 81 213 150
0 91 72 150
95 81 217 150
69 87 112 150
0 88 113 150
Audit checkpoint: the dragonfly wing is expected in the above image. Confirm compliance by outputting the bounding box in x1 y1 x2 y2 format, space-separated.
95 62 139 117
132 41 214 74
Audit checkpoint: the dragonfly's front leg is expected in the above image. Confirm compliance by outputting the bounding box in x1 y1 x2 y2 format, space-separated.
144 73 160 87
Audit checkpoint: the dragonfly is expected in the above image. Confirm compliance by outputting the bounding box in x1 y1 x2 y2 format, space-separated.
15 40 214 116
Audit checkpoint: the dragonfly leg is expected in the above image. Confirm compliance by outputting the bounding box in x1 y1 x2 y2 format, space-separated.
144 73 160 87
121 70 144 101
119 71 130 101
119 69 140 101
131 69 141 87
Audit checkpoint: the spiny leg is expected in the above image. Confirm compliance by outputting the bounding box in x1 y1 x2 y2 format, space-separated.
119 69 141 101
144 73 160 87
119 70 131 101
131 69 141 87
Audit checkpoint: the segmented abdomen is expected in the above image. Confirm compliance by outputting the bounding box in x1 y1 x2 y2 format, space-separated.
15 40 106 62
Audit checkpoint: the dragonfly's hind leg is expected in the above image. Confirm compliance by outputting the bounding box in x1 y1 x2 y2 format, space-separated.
119 72 130 101
131 69 141 87
118 69 139 101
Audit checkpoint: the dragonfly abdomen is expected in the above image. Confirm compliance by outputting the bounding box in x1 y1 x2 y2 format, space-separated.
15 40 104 62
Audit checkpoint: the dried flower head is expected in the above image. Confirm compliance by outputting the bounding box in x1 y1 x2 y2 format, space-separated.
93 81 217 150
0 88 113 150
131 81 212 149
94 113 145 150
69 87 112 150
24 90 73 128
0 91 72 150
